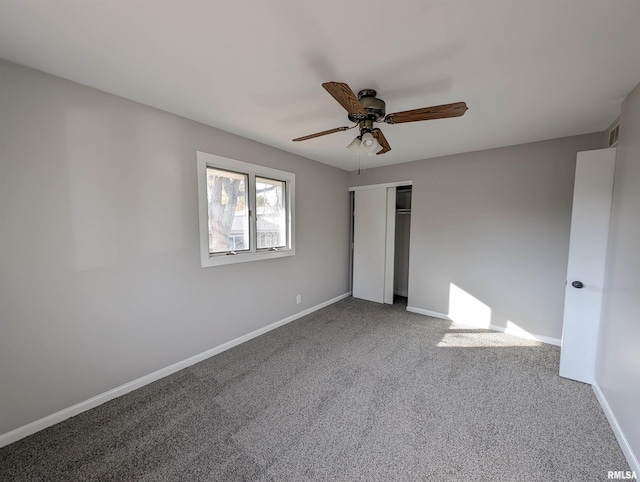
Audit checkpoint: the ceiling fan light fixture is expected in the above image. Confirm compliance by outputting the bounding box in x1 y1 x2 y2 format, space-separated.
360 132 380 153
369 143 384 156
347 136 362 152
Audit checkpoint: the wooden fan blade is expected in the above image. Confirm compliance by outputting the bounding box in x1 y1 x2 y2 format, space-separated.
322 82 366 115
385 101 468 124
292 126 350 142
372 129 391 155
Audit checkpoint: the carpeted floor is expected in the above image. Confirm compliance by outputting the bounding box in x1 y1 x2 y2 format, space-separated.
0 297 630 481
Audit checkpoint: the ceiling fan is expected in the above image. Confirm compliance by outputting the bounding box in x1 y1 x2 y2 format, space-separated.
293 81 468 155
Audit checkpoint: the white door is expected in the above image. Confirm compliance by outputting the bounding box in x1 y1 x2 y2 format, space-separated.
352 187 395 303
559 148 616 384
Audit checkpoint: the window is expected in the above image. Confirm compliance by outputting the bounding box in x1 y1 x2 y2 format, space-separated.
206 167 249 254
255 177 286 249
197 151 295 267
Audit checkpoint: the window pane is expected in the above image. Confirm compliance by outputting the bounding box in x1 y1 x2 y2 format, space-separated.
206 167 249 254
256 177 286 249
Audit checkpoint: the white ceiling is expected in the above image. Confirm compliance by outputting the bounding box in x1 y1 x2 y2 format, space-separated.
1 1 640 171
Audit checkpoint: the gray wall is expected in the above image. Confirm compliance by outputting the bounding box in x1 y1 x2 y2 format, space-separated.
349 133 602 339
596 81 640 463
0 60 351 435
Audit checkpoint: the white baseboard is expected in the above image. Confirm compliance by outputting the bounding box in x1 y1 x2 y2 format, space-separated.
593 382 640 475
405 306 560 346
0 292 351 449
406 306 451 320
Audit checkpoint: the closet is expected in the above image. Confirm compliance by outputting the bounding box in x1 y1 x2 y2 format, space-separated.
350 183 412 304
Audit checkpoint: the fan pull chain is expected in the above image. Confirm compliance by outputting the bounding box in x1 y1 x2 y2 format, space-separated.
357 150 366 175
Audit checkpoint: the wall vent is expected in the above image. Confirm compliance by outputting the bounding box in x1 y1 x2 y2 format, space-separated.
608 122 620 147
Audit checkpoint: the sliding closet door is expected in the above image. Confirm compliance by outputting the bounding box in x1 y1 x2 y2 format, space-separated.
353 188 388 303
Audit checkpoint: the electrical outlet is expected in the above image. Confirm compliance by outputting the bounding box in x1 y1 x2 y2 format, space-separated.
296 295 301 304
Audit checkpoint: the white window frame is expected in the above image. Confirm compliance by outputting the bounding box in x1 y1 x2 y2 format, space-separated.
197 151 295 267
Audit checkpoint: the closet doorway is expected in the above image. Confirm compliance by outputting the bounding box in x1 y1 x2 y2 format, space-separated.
394 186 412 301
349 182 412 304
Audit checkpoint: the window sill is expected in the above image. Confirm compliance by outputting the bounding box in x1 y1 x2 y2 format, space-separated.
200 248 295 267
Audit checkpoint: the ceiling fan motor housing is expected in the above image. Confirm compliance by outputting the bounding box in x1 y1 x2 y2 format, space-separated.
348 89 386 123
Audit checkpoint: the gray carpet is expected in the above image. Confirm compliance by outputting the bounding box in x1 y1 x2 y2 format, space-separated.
0 297 630 481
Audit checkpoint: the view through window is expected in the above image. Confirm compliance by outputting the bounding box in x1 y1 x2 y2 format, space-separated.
256 177 286 249
206 168 249 254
